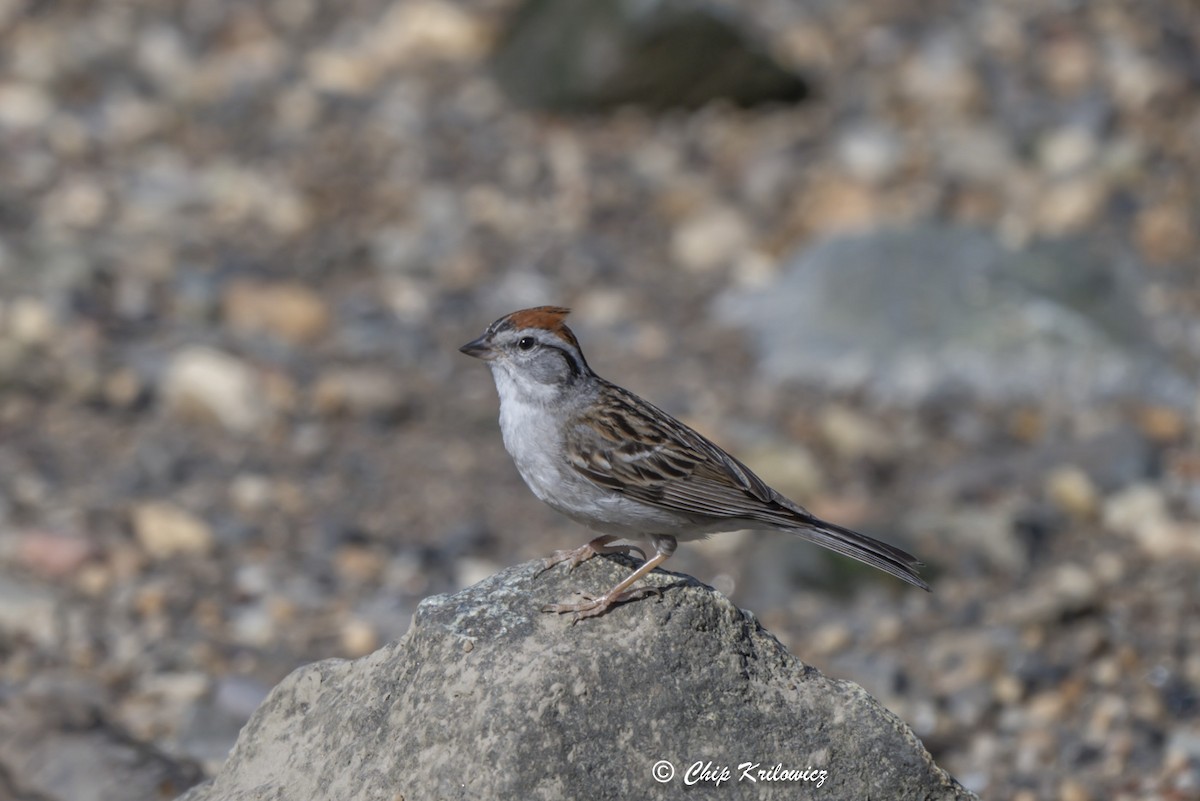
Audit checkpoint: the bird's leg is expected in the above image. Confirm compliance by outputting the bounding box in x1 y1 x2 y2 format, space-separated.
537 535 645 575
543 535 677 622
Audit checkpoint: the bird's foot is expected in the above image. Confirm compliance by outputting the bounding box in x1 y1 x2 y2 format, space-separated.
536 539 645 576
542 586 662 623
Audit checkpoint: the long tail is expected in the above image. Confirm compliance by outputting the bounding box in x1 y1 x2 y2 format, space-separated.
787 514 930 591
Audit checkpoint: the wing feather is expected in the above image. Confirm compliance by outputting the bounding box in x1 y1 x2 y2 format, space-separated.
566 383 793 524
565 381 929 591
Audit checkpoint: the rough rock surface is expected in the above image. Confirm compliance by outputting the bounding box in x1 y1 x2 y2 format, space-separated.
179 557 971 801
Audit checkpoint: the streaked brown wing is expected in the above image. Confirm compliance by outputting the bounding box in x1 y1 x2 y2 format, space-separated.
564 382 793 525
565 382 930 591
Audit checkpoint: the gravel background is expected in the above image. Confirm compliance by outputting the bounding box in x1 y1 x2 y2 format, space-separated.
0 1 1197 799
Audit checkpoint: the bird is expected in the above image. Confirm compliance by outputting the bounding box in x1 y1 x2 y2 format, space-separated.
459 306 928 621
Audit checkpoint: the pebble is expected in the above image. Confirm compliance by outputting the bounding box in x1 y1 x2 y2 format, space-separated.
575 290 630 326
899 37 980 111
1037 127 1098 175
1135 405 1187 444
1135 203 1193 265
200 164 311 235
735 445 824 501
162 347 270 433
334 545 385 585
229 474 273 515
1105 42 1167 110
339 618 380 657
1001 562 1099 626
994 674 1023 705
836 125 903 184
0 82 52 129
311 368 407 419
1099 482 1166 537
5 297 55 345
376 0 486 64
1101 484 1188 558
1039 35 1096 95
795 177 878 234
135 25 193 89
670 205 751 273
13 529 93 579
935 125 1015 181
75 563 113 597
234 563 271 598
810 623 852 656
222 279 331 345
268 596 299 627
1166 728 1200 768
134 582 169 618
1085 694 1126 742
136 671 210 707
103 367 145 409
931 508 1026 574
381 276 434 324
131 502 215 559
1054 563 1099 611
1045 466 1100 519
43 177 108 228
231 602 276 648
817 405 895 461
1059 778 1092 801
383 553 429 596
1035 176 1106 235
456 557 502 589
869 615 903 646
307 1 484 94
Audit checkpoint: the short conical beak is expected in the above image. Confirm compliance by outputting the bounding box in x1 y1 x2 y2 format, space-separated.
459 334 496 360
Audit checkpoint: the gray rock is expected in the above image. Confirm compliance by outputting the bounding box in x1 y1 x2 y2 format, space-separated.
491 0 809 111
715 226 1194 408
310 367 408 420
179 558 972 801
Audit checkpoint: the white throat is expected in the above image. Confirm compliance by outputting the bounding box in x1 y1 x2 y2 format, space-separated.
487 362 572 507
488 361 564 408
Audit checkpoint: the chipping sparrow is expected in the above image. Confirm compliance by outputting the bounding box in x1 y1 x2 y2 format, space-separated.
460 306 928 621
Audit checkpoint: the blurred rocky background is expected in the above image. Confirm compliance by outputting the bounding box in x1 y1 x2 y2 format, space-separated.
0 0 1197 799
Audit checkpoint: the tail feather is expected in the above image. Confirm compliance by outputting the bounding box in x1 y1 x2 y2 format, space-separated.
788 516 930 591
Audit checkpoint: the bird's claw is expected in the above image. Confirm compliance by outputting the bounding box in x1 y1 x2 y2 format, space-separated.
541 586 663 623
536 541 646 578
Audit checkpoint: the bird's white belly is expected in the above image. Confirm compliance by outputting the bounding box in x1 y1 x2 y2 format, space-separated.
497 395 716 539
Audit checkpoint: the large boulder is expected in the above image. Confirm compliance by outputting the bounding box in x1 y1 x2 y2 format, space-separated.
491 0 810 111
716 225 1193 408
180 557 973 800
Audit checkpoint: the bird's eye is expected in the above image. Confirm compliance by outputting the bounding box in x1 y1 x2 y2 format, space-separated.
517 336 536 351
